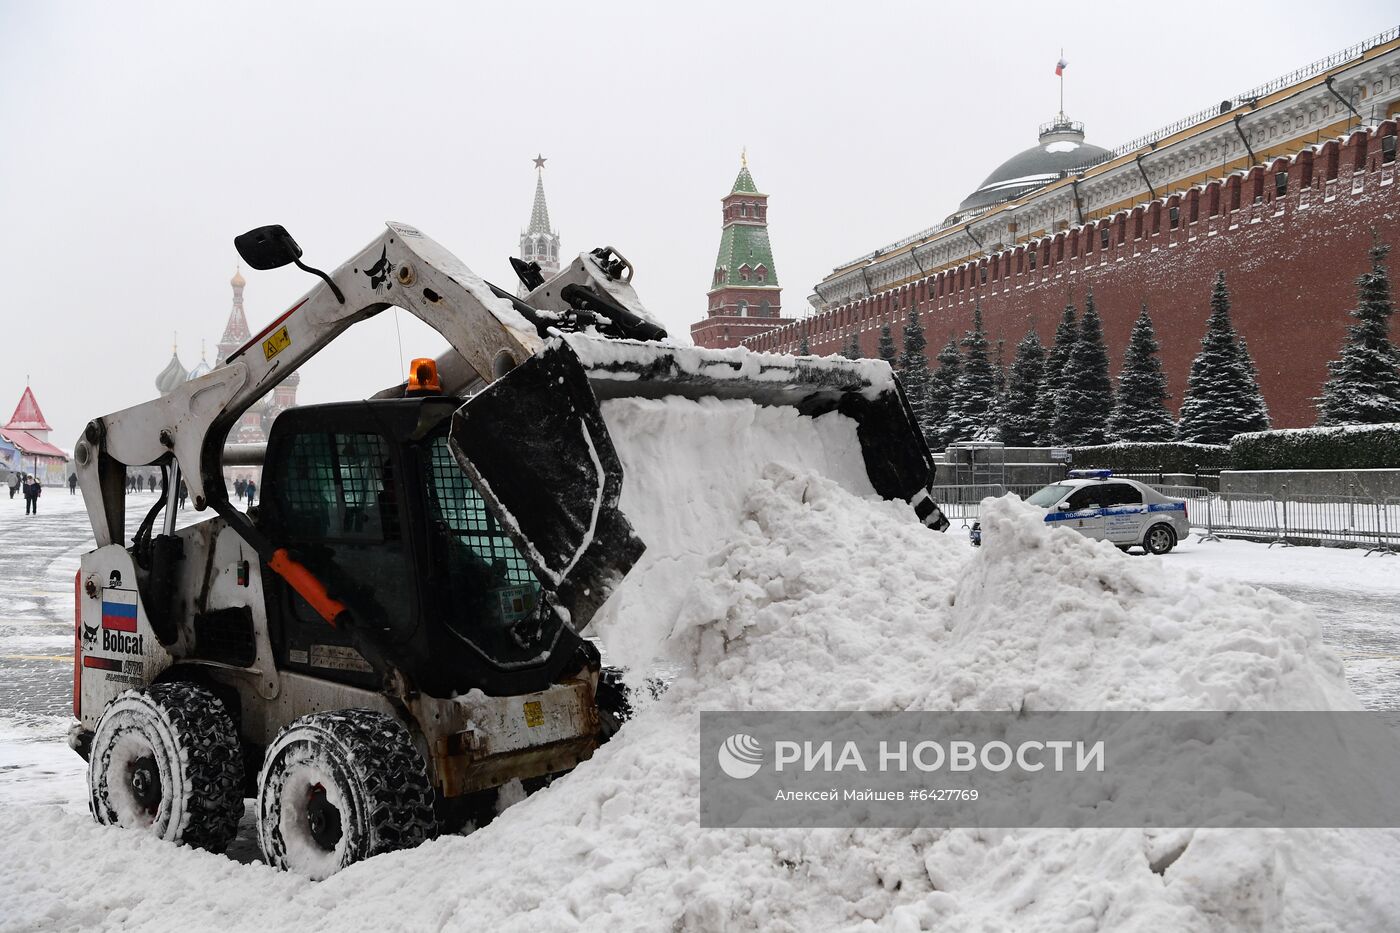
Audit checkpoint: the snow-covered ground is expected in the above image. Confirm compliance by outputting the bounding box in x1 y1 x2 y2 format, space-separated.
2 418 1399 931
1171 535 1400 709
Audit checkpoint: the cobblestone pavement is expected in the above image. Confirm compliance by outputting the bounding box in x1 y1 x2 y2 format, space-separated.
0 490 199 721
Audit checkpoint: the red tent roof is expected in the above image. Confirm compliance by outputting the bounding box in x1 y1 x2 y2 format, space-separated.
5 387 52 432
0 427 67 460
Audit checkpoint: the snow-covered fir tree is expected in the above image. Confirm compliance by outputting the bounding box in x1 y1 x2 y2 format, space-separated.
925 336 962 450
945 304 1000 442
1001 329 1048 446
993 338 1007 401
990 338 1008 439
877 323 897 364
1239 335 1260 385
798 334 810 355
1317 238 1400 425
1177 272 1270 444
1107 305 1175 441
1032 303 1078 444
843 333 862 360
1053 292 1114 446
896 308 935 441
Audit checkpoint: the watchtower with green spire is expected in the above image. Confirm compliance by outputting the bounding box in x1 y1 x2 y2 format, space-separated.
691 151 788 349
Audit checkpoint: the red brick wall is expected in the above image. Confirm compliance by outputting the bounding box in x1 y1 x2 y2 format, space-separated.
695 289 787 349
747 123 1400 428
691 313 793 349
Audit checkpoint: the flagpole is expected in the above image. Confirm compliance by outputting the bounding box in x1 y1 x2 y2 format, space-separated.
1059 47 1064 118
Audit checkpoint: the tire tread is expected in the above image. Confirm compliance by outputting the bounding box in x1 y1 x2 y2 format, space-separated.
90 681 244 853
260 709 436 873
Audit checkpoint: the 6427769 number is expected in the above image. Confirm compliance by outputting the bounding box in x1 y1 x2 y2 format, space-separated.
910 788 979 802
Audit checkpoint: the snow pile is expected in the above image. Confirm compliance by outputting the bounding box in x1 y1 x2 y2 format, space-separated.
593 395 875 668
931 495 1357 713
4 401 1398 931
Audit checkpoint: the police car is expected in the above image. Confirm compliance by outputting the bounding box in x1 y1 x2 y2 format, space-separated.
970 470 1190 554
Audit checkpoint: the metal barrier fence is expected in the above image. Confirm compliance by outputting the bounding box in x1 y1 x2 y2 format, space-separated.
1005 484 1044 499
1388 498 1400 554
1196 493 1285 545
1074 469 1223 491
1146 484 1213 502
928 483 1400 553
927 484 1005 525
1278 495 1390 549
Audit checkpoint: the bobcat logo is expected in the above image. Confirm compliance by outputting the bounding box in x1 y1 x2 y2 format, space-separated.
363 246 394 290
82 623 99 648
108 570 122 588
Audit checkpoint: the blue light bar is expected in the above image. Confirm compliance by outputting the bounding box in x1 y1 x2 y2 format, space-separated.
1067 469 1113 480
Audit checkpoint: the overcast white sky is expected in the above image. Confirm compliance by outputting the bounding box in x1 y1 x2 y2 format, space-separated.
2 0 1396 448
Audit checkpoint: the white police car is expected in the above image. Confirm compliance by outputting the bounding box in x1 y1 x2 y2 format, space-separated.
970 470 1190 554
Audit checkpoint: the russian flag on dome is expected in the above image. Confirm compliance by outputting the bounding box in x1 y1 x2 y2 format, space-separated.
101 590 138 633
1055 56 1068 76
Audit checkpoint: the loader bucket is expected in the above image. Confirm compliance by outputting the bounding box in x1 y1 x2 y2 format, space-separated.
448 340 647 634
450 334 947 640
561 334 949 532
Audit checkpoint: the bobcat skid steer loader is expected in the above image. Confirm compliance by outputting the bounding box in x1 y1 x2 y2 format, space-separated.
67 222 947 877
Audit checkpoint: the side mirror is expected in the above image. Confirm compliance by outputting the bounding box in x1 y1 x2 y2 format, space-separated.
234 225 304 270
1058 501 1072 511
233 224 345 304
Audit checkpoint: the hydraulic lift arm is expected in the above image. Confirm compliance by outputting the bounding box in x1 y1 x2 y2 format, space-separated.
74 221 546 548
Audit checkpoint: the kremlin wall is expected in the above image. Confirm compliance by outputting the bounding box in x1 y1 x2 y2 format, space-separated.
703 28 1400 429
129 30 1400 447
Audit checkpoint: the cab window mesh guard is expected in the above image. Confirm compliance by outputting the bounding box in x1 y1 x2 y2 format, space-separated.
278 432 389 541
427 438 536 588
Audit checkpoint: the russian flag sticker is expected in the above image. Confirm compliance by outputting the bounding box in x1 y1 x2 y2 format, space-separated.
101 590 139 633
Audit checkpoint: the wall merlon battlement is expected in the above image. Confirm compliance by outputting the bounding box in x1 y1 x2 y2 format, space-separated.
747 120 1400 360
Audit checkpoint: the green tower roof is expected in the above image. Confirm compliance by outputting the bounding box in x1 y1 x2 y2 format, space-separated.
711 154 779 291
712 222 778 289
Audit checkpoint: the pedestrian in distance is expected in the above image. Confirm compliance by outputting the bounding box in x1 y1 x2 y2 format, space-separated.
68 473 77 494
7 473 18 500
136 473 144 494
23 475 41 515
235 477 246 503
245 478 257 508
177 477 187 511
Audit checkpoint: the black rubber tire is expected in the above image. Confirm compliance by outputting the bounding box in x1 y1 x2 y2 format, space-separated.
88 681 245 853
1143 523 1177 555
257 709 437 878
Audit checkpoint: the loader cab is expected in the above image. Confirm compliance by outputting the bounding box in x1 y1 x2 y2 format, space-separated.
256 398 589 698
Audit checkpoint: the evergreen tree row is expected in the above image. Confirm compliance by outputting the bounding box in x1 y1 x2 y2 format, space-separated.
879 278 1269 449
820 237 1396 446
